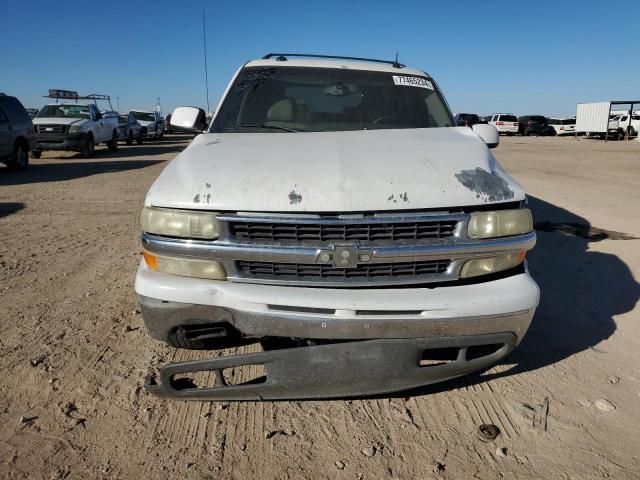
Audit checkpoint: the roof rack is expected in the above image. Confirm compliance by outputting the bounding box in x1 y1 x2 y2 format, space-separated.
44 89 111 101
261 53 405 69
44 90 113 109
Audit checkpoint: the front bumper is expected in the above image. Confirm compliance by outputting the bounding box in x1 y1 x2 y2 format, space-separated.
145 332 516 401
135 262 539 344
34 132 88 151
137 264 538 400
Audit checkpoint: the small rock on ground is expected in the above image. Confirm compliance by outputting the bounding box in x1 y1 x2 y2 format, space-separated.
595 399 616 412
361 446 376 457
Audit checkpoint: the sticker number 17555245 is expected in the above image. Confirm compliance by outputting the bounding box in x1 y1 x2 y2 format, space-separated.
392 76 434 90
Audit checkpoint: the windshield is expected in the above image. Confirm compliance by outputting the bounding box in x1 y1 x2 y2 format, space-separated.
499 115 517 122
131 111 155 122
212 66 453 133
37 104 91 119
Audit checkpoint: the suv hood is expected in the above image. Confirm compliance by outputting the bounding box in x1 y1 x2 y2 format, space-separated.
32 117 88 126
146 127 525 212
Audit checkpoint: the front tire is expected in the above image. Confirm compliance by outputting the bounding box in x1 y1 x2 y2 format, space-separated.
82 135 95 158
107 130 118 151
7 142 29 171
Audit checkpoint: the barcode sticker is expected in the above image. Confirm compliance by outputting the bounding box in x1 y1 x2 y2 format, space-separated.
392 76 434 90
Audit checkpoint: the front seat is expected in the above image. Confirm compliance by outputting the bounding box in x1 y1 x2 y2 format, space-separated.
266 98 296 123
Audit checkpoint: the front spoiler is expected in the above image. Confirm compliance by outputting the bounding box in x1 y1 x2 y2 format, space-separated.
145 332 515 401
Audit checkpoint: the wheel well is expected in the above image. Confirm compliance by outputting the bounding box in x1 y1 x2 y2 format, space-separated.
14 136 29 152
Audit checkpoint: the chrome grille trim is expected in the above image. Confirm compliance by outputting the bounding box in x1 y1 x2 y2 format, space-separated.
36 124 68 134
223 213 459 243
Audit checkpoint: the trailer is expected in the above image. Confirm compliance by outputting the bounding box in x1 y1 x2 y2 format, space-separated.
576 100 640 140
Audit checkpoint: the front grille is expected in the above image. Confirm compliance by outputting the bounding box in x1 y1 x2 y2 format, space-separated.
37 124 67 134
230 220 457 242
237 259 450 281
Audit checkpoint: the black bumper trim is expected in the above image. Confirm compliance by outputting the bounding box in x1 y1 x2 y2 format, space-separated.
34 133 88 151
145 332 515 401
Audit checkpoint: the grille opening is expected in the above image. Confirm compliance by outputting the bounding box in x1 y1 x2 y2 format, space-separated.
356 310 423 316
230 220 457 242
466 343 503 360
222 364 267 386
419 347 459 367
170 370 216 390
268 305 336 315
237 259 450 281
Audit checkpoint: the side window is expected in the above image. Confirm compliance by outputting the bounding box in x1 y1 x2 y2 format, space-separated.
621 116 628 122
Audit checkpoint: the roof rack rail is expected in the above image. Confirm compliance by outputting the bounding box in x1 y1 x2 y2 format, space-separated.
44 89 113 109
261 53 405 69
44 89 111 101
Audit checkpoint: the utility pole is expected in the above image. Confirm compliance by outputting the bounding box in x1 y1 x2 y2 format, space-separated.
202 8 210 114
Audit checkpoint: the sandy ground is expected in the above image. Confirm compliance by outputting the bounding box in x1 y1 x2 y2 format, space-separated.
0 134 639 479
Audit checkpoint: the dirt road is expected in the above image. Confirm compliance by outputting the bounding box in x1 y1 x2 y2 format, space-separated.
1 135 639 479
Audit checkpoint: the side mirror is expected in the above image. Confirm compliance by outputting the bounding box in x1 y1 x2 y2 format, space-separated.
170 106 208 133
472 124 499 148
95 112 103 120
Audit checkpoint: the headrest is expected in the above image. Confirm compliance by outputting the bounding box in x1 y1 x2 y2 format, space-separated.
267 98 295 123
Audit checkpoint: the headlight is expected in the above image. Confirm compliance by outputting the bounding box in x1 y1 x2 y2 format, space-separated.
141 207 220 239
143 251 226 280
460 251 525 278
69 125 84 133
467 209 533 239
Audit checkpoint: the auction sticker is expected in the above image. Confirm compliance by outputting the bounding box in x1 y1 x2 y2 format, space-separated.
392 76 433 90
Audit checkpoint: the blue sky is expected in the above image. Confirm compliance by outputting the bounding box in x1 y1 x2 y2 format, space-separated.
2 1 638 117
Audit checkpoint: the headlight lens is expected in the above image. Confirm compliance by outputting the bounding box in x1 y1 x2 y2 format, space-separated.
69 125 83 133
460 251 526 278
141 207 220 239
143 251 226 280
467 209 533 239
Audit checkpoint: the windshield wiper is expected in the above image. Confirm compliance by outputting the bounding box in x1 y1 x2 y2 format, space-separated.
227 124 302 133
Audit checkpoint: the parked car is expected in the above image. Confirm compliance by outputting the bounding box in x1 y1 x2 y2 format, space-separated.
488 113 519 135
454 113 482 127
0 93 34 170
518 115 550 136
118 114 144 144
32 92 119 158
547 117 576 136
130 110 164 139
611 114 640 137
138 53 538 401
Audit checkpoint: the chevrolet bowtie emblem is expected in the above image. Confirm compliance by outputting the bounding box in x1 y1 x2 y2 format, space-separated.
316 243 373 268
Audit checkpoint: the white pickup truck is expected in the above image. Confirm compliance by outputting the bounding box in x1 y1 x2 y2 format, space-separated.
129 110 164 140
32 92 118 158
136 54 539 401
609 114 640 137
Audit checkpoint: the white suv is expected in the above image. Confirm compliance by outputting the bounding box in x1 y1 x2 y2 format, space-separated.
488 113 519 135
137 54 539 401
548 117 576 136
